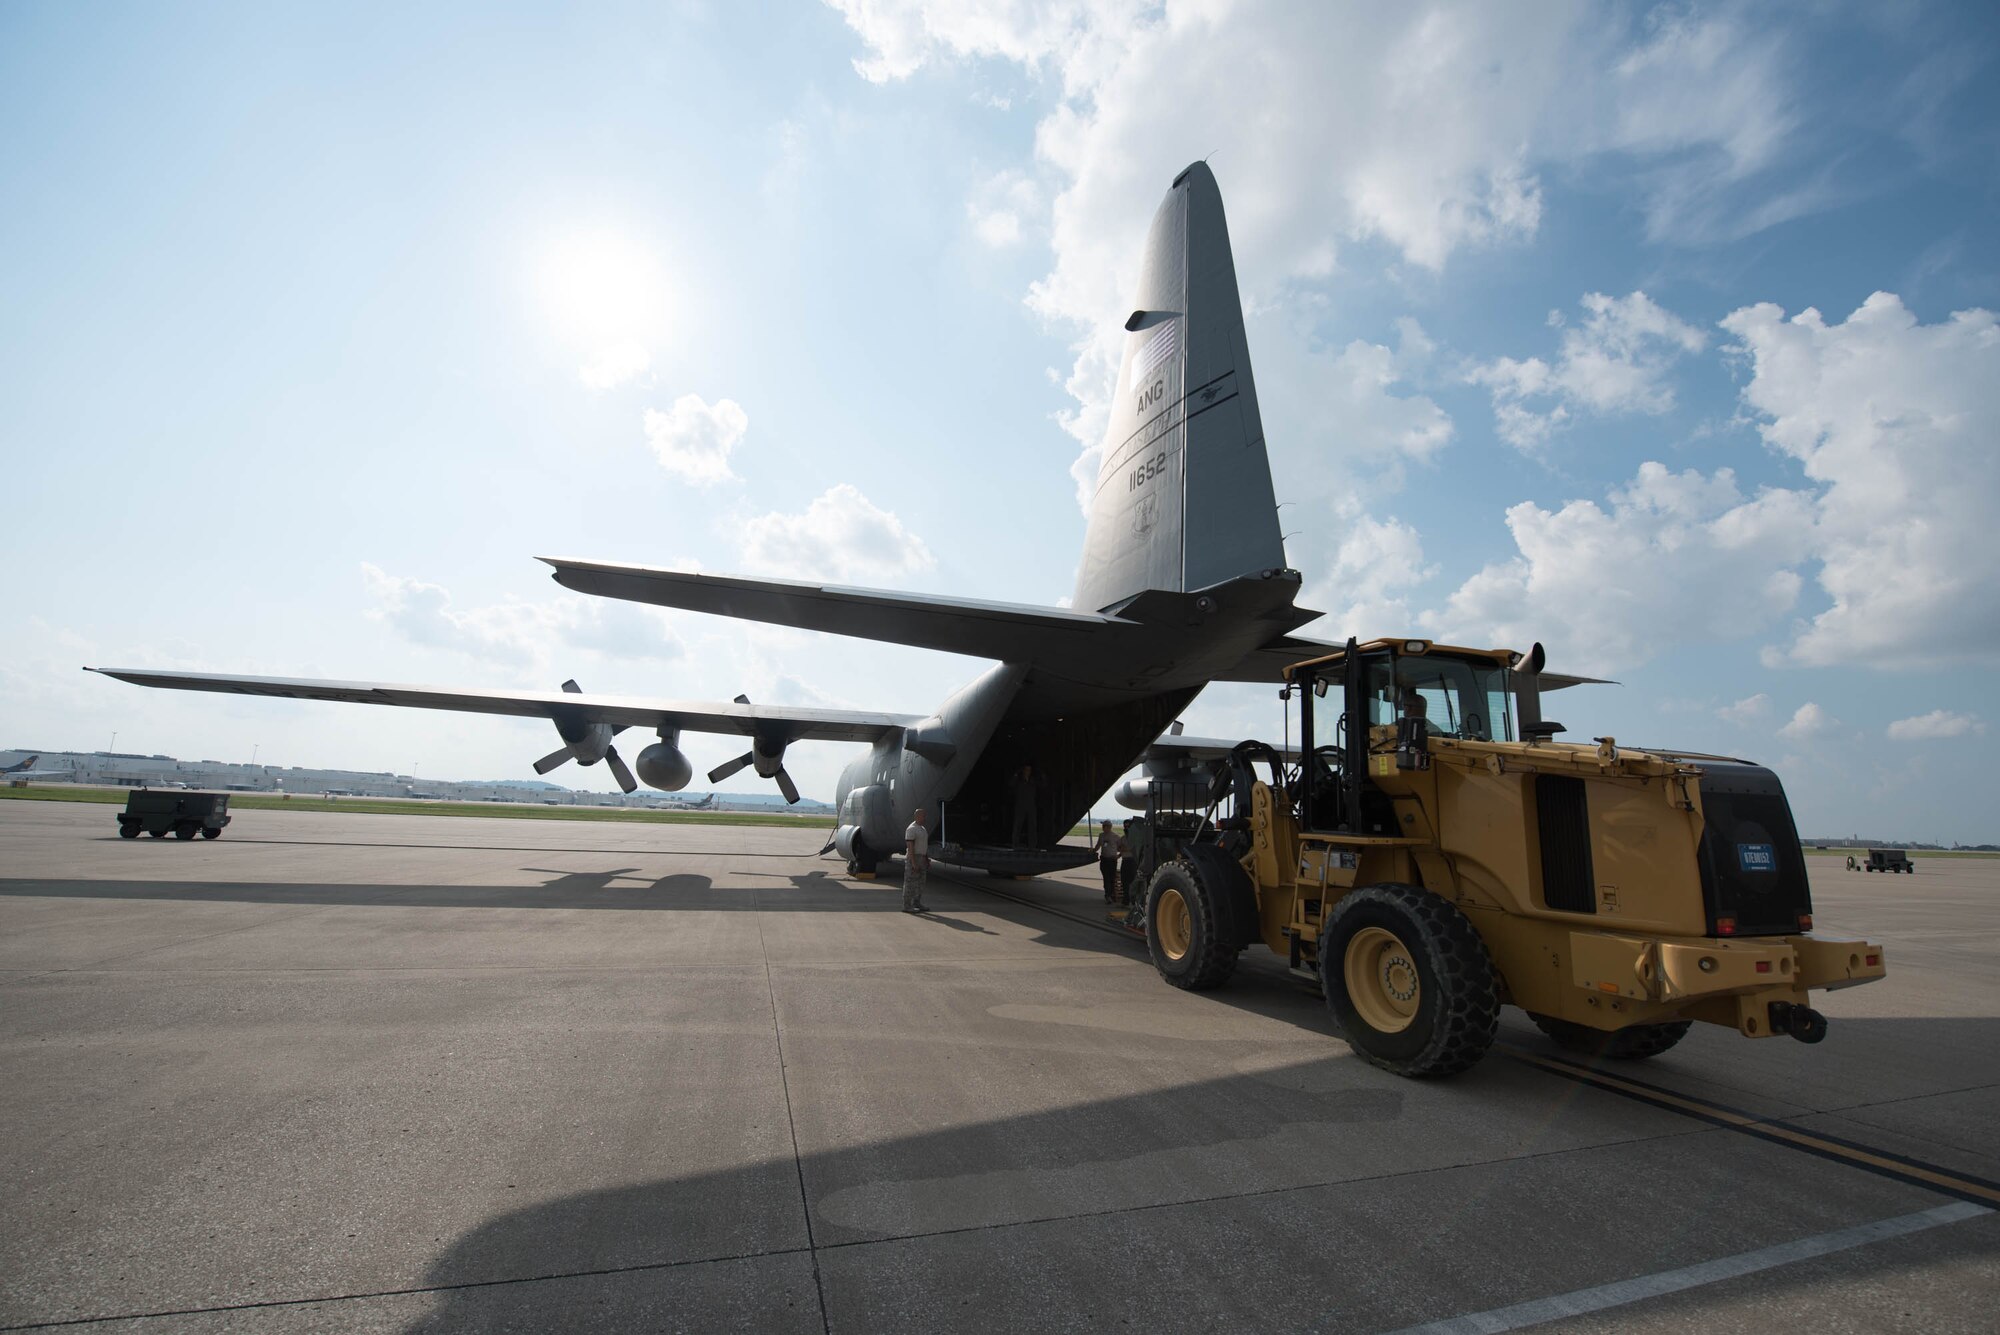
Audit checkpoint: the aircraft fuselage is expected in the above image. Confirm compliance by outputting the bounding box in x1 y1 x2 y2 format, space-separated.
831 568 1305 874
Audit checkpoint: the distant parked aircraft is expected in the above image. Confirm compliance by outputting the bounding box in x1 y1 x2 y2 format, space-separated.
667 793 717 810
1 755 73 780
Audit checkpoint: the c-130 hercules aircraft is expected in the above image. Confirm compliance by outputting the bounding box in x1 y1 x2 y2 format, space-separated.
92 163 1591 876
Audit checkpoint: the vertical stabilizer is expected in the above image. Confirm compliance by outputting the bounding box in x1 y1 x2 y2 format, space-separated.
1072 162 1284 613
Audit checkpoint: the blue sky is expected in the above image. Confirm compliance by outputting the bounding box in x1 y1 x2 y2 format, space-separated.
4 1 1997 841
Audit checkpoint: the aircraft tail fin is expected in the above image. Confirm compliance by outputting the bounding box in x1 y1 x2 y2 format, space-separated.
1072 162 1286 614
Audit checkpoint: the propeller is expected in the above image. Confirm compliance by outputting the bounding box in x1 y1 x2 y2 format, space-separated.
534 680 638 793
707 694 802 804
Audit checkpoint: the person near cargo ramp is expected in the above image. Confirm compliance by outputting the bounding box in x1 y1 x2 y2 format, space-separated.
903 808 930 913
1011 763 1041 848
1093 819 1127 904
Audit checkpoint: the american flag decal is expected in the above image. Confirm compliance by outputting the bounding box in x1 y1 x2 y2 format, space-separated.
1132 319 1179 382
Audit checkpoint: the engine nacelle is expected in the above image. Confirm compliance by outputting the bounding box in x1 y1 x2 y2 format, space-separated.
839 782 892 837
834 824 863 863
1114 773 1213 811
568 721 615 766
635 741 693 792
751 736 788 780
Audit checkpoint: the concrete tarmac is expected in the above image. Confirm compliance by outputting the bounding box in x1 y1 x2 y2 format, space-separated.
1 800 1995 1332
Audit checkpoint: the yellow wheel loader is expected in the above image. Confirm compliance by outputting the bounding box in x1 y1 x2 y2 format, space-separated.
1140 638 1887 1077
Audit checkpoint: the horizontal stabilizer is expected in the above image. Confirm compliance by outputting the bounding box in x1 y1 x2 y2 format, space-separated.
543 559 1125 662
1215 637 1614 691
84 668 919 744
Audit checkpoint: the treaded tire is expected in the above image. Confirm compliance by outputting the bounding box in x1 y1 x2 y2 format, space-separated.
1320 883 1499 1077
1530 1013 1692 1060
1145 846 1246 991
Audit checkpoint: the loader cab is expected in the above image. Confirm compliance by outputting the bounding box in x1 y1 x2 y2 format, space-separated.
1286 638 1520 835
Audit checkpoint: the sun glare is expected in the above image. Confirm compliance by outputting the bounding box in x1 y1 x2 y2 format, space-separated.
533 228 670 382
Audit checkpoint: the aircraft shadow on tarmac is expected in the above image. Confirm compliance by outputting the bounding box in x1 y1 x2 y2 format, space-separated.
0 867 955 915
383 1013 2000 1332
0 865 1340 1068
0 870 1351 1032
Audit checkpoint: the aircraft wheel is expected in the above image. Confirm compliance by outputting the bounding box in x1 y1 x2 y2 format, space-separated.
200 826 221 839
1530 1013 1692 1060
118 822 140 839
1144 848 1243 991
1320 883 1498 1077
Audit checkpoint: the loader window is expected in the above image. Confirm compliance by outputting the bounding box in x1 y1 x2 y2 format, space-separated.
1367 655 1513 742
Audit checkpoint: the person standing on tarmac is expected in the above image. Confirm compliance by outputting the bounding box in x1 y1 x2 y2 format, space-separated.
1093 819 1126 904
903 807 930 913
1119 820 1142 906
1011 764 1040 848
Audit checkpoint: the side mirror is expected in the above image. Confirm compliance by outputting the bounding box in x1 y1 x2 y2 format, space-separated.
1314 678 1329 698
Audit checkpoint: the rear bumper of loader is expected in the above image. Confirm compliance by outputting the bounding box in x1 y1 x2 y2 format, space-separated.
1568 930 1886 1038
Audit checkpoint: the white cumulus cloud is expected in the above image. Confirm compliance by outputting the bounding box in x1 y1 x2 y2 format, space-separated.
643 394 749 486
1717 693 1769 724
1417 461 1815 674
360 565 683 672
738 484 936 582
1886 710 1984 742
1396 291 2000 677
968 170 1042 248
1779 702 1833 740
1468 291 1707 451
1725 293 2000 669
1303 513 1437 640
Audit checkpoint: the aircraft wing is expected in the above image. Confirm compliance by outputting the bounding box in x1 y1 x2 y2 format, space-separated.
542 558 1129 661
1214 636 1615 691
83 669 921 743
1137 733 1299 763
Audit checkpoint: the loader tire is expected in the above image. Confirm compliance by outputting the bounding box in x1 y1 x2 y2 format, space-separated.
1530 1013 1692 1060
1145 849 1244 992
1321 884 1498 1077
